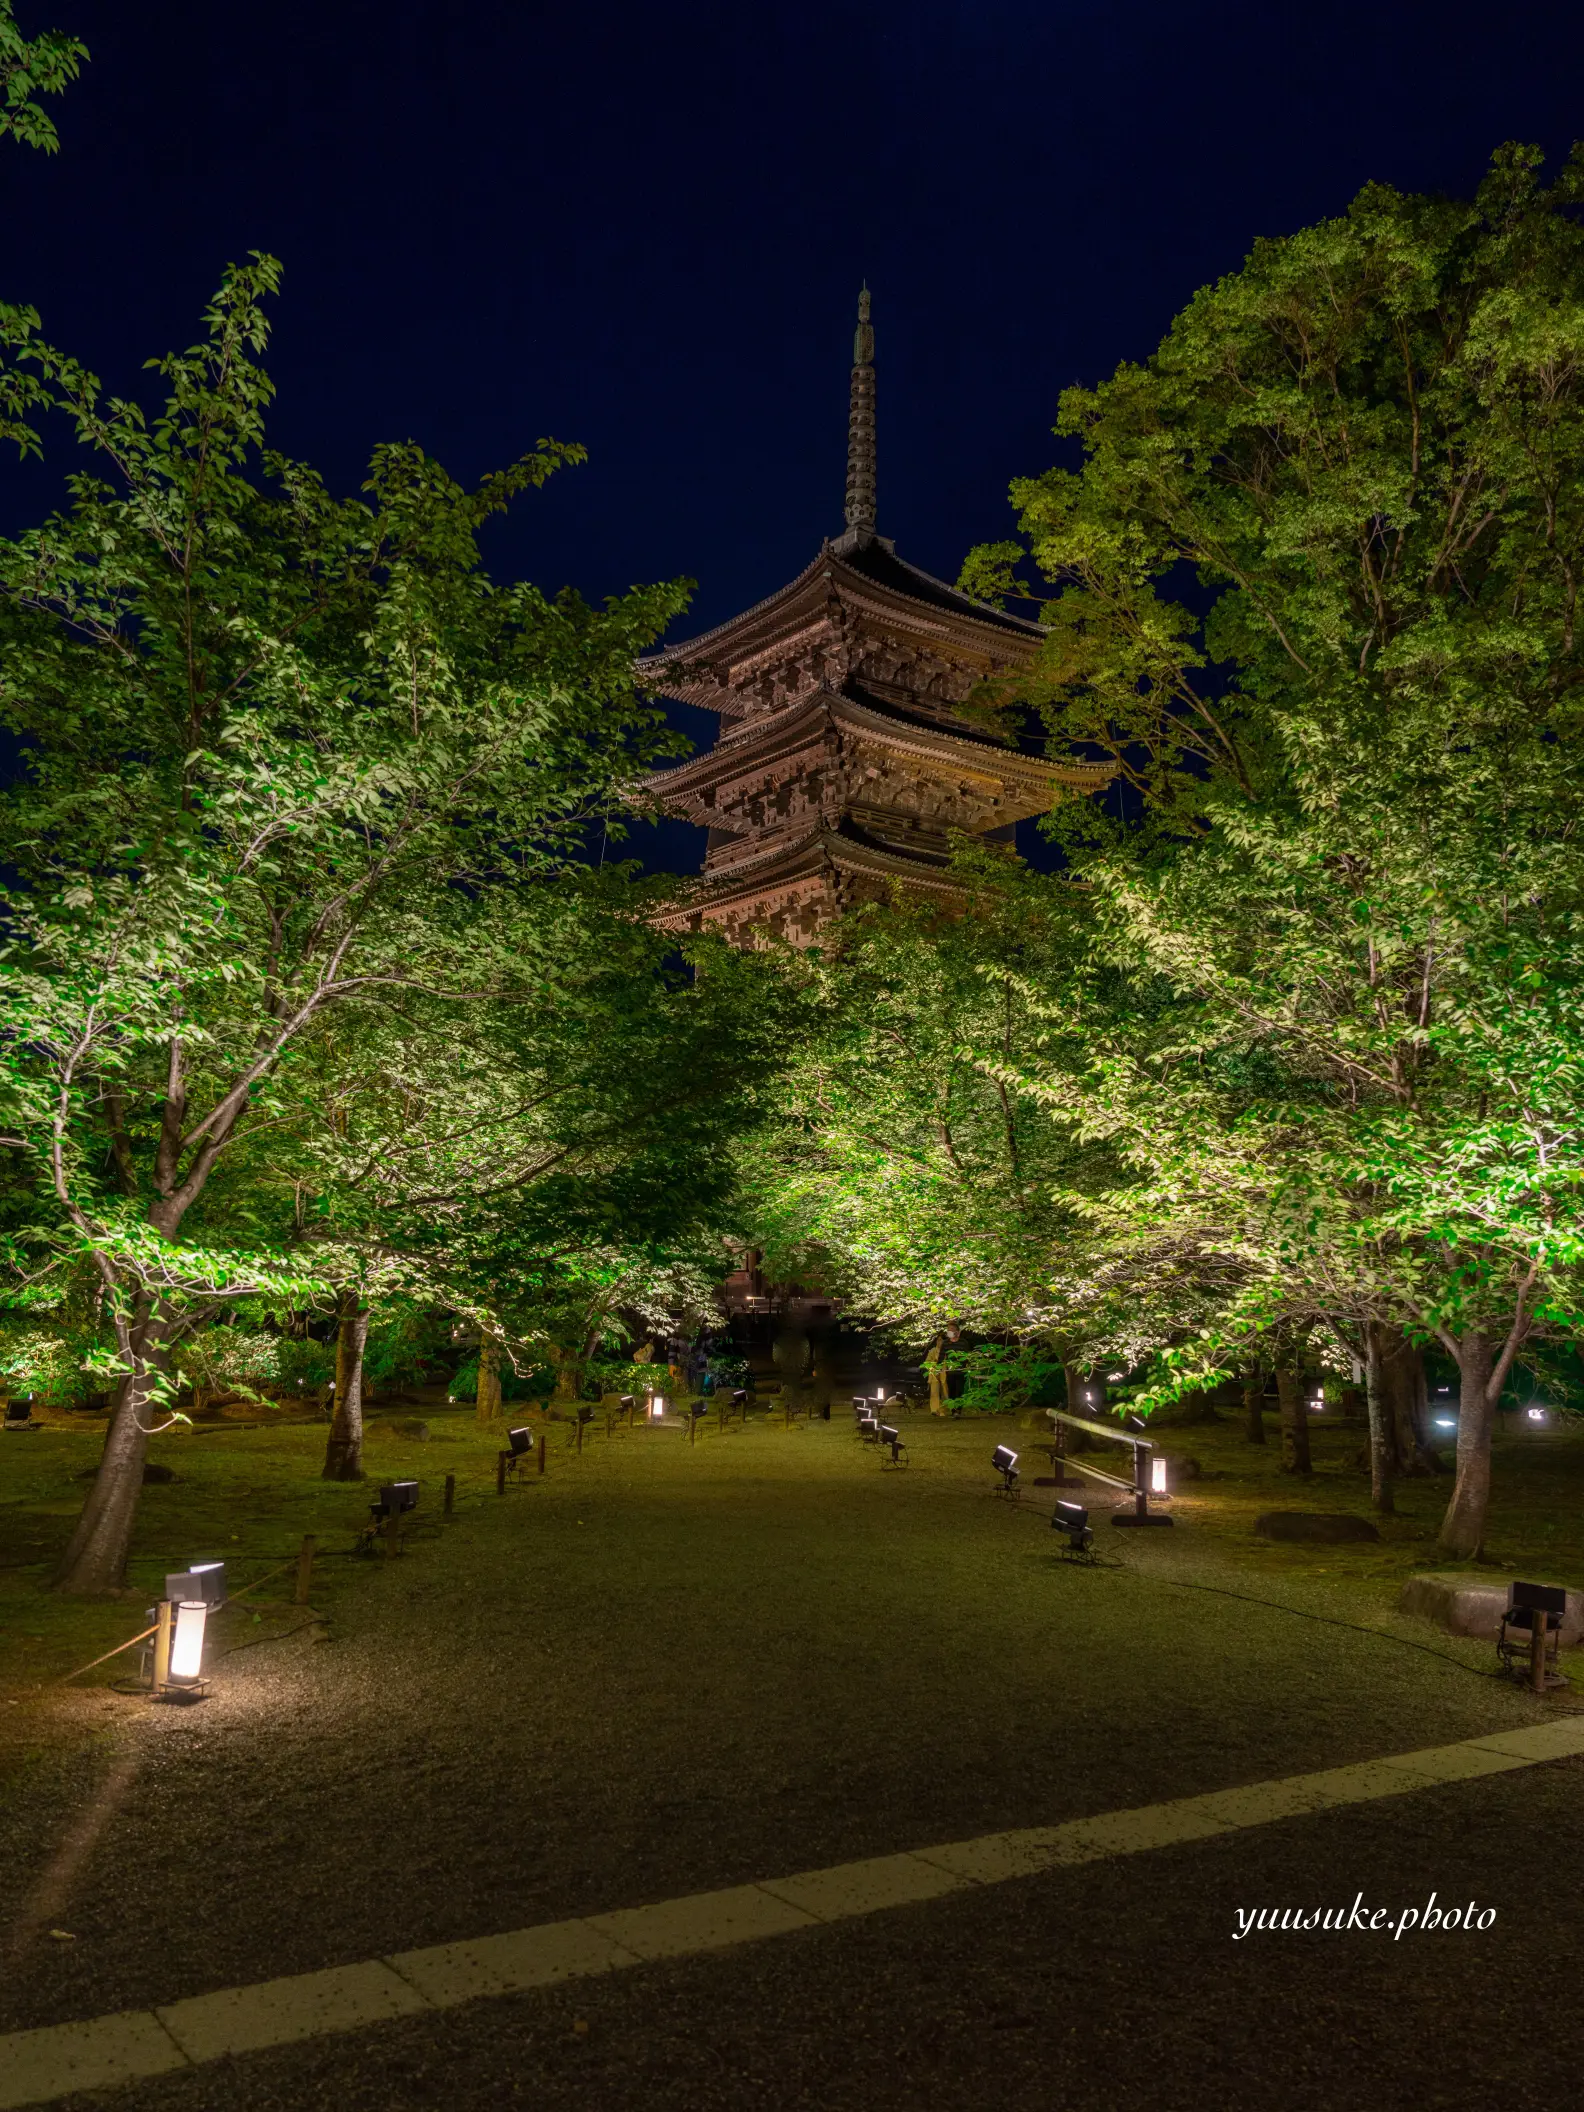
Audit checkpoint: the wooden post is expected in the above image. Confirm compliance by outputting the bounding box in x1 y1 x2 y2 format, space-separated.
444 1473 455 1517
537 1433 547 1476
152 1597 173 1695
384 1509 400 1558
293 1535 317 1605
496 1451 507 1496
1531 1609 1550 1693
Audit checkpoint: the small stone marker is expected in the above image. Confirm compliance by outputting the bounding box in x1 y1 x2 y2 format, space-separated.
1254 1511 1380 1543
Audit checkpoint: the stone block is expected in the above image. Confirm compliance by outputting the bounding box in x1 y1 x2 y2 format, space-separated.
1254 1511 1380 1543
1397 1572 1584 1645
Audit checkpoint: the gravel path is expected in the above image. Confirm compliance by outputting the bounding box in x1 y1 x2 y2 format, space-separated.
1 1412 1573 2103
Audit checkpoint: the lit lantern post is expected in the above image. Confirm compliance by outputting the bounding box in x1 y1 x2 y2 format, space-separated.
151 1563 225 1702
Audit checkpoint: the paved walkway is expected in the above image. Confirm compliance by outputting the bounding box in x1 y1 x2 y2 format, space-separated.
5 1716 1582 2110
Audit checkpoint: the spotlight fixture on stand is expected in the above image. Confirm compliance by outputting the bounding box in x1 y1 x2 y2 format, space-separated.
992 1444 1020 1496
879 1422 905 1465
1050 1499 1094 1557
169 1561 227 1609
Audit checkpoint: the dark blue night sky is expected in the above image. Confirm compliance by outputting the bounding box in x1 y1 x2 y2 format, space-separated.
4 0 1584 870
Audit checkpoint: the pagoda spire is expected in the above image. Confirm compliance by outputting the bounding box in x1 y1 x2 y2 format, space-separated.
843 284 877 539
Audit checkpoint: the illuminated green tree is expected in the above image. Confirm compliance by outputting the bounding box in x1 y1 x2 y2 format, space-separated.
965 144 1584 1554
0 258 700 1589
0 0 85 155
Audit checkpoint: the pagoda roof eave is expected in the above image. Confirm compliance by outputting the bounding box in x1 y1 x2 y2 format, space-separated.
649 822 976 932
640 687 1114 811
635 541 1045 707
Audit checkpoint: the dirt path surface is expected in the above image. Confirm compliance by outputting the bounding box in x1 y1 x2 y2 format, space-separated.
2 1411 1578 2106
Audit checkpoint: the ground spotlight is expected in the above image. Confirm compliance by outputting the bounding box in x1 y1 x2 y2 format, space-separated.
166 1561 227 1609
507 1426 533 1456
992 1444 1019 1493
1050 1499 1093 1555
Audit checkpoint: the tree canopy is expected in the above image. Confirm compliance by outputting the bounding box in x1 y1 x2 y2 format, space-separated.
0 256 771 1588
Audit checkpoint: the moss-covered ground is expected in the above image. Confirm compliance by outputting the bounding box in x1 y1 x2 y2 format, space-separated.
3 1392 1581 1733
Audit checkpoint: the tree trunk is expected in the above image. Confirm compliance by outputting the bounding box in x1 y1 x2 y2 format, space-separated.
1276 1363 1311 1476
322 1295 369 1480
1242 1369 1266 1445
53 1300 171 1595
925 1335 948 1415
1363 1323 1395 1515
476 1329 502 1423
1439 1333 1495 1559
1380 1328 1434 1472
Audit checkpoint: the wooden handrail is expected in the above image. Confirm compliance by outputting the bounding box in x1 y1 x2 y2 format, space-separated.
1058 1456 1136 1493
1046 1407 1151 1449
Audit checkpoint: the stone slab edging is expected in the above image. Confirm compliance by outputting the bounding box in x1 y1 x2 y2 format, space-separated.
3 1717 1583 2111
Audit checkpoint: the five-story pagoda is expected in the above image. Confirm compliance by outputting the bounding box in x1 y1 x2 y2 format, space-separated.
639 289 1109 945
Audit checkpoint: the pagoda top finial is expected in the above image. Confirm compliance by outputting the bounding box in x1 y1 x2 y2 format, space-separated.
843 285 877 540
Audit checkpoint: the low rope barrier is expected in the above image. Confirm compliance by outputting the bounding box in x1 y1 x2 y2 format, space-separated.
53 1625 157 1686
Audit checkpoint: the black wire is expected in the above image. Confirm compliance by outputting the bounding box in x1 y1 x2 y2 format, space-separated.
1141 1572 1513 1684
